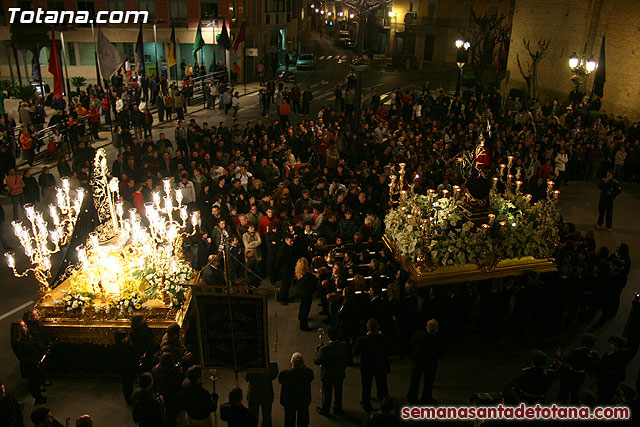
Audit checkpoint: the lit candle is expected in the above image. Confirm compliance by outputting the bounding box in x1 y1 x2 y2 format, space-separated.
175 188 183 206
61 177 70 192
499 164 506 179
442 189 449 199
191 212 198 228
499 221 506 228
163 178 172 196
109 177 119 194
488 214 496 224
129 208 137 224
553 190 560 200
481 223 490 233
492 177 498 190
452 185 460 199
76 187 85 204
515 180 522 192
507 174 513 186
24 204 35 221
5 253 15 269
507 156 514 169
525 194 533 203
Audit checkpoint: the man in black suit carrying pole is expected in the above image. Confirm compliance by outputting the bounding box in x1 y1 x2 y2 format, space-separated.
353 319 390 413
314 326 352 418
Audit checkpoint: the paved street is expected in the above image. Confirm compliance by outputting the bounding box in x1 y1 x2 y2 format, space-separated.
1 35 640 426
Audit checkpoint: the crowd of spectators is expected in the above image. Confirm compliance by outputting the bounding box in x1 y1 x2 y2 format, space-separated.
3 57 640 425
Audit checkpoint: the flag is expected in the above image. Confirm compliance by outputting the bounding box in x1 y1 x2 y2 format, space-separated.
135 22 145 73
592 35 605 98
97 29 125 80
48 32 63 99
193 21 205 62
218 19 231 51
232 21 245 53
168 26 177 67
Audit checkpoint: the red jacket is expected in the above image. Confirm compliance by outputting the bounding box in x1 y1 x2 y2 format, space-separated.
258 215 280 237
279 102 291 116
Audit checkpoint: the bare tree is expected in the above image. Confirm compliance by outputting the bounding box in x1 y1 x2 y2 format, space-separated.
516 37 551 98
465 11 511 87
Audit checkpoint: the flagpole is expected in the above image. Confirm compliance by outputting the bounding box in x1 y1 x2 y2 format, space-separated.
153 23 159 77
243 20 246 95
91 23 102 86
59 30 72 105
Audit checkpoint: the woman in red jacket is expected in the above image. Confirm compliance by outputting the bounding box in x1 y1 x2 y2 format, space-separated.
88 107 100 140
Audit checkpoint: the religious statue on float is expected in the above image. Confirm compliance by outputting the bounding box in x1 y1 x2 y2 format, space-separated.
456 121 493 212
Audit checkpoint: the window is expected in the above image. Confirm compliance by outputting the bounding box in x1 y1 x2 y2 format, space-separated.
201 0 218 19
169 0 187 26
16 0 32 10
66 42 77 66
107 0 125 12
138 0 156 19
46 0 64 10
77 0 95 15
427 2 438 18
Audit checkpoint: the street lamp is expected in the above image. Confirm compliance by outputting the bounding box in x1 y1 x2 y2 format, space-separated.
568 51 597 107
455 39 470 97
388 10 393 17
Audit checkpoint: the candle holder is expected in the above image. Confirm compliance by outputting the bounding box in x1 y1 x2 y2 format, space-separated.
515 180 522 193
525 194 533 203
499 164 506 180
488 214 496 224
546 181 555 199
492 177 499 191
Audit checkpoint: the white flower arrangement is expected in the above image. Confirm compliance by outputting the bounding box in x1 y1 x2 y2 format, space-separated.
133 255 194 308
385 190 560 268
60 290 96 313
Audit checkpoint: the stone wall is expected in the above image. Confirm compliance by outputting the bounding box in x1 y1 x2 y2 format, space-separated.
506 0 640 119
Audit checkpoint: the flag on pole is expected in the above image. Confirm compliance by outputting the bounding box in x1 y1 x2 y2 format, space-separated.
218 19 231 51
48 32 63 99
168 26 177 67
592 35 605 99
135 22 145 73
193 21 205 62
97 29 126 80
232 21 245 53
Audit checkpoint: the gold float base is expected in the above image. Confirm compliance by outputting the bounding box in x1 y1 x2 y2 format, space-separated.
383 235 556 287
35 279 191 346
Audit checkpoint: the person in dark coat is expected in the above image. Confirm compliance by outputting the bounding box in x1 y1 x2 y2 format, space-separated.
201 254 226 286
278 352 314 427
276 235 297 305
0 381 24 427
314 326 352 417
295 258 317 331
596 170 621 231
29 407 64 427
159 323 191 368
22 169 39 204
245 362 279 427
10 320 45 404
220 387 258 427
407 319 442 404
180 365 219 425
596 336 632 404
511 350 554 404
131 373 163 427
353 319 391 413
151 353 183 427
130 314 158 373
556 333 599 404
114 329 138 405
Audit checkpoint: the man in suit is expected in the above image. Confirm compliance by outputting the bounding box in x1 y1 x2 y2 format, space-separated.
596 336 632 404
245 362 279 427
278 352 314 427
314 326 352 417
407 319 442 404
353 319 390 413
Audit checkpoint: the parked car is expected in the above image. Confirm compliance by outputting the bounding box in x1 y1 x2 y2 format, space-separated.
296 53 316 70
335 31 350 46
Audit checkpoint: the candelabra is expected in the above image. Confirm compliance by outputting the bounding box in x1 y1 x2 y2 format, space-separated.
388 163 407 200
74 177 198 295
5 178 84 297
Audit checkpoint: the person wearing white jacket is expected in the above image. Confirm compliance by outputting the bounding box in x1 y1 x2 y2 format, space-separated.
555 149 568 184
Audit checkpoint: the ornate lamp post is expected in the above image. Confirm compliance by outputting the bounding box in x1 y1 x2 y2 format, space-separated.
568 51 597 107
455 39 470 97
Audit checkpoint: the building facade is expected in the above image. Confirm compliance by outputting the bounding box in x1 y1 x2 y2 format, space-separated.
0 0 310 85
506 0 638 118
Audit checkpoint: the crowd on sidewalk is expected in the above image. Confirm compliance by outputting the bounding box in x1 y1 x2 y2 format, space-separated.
3 61 640 425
